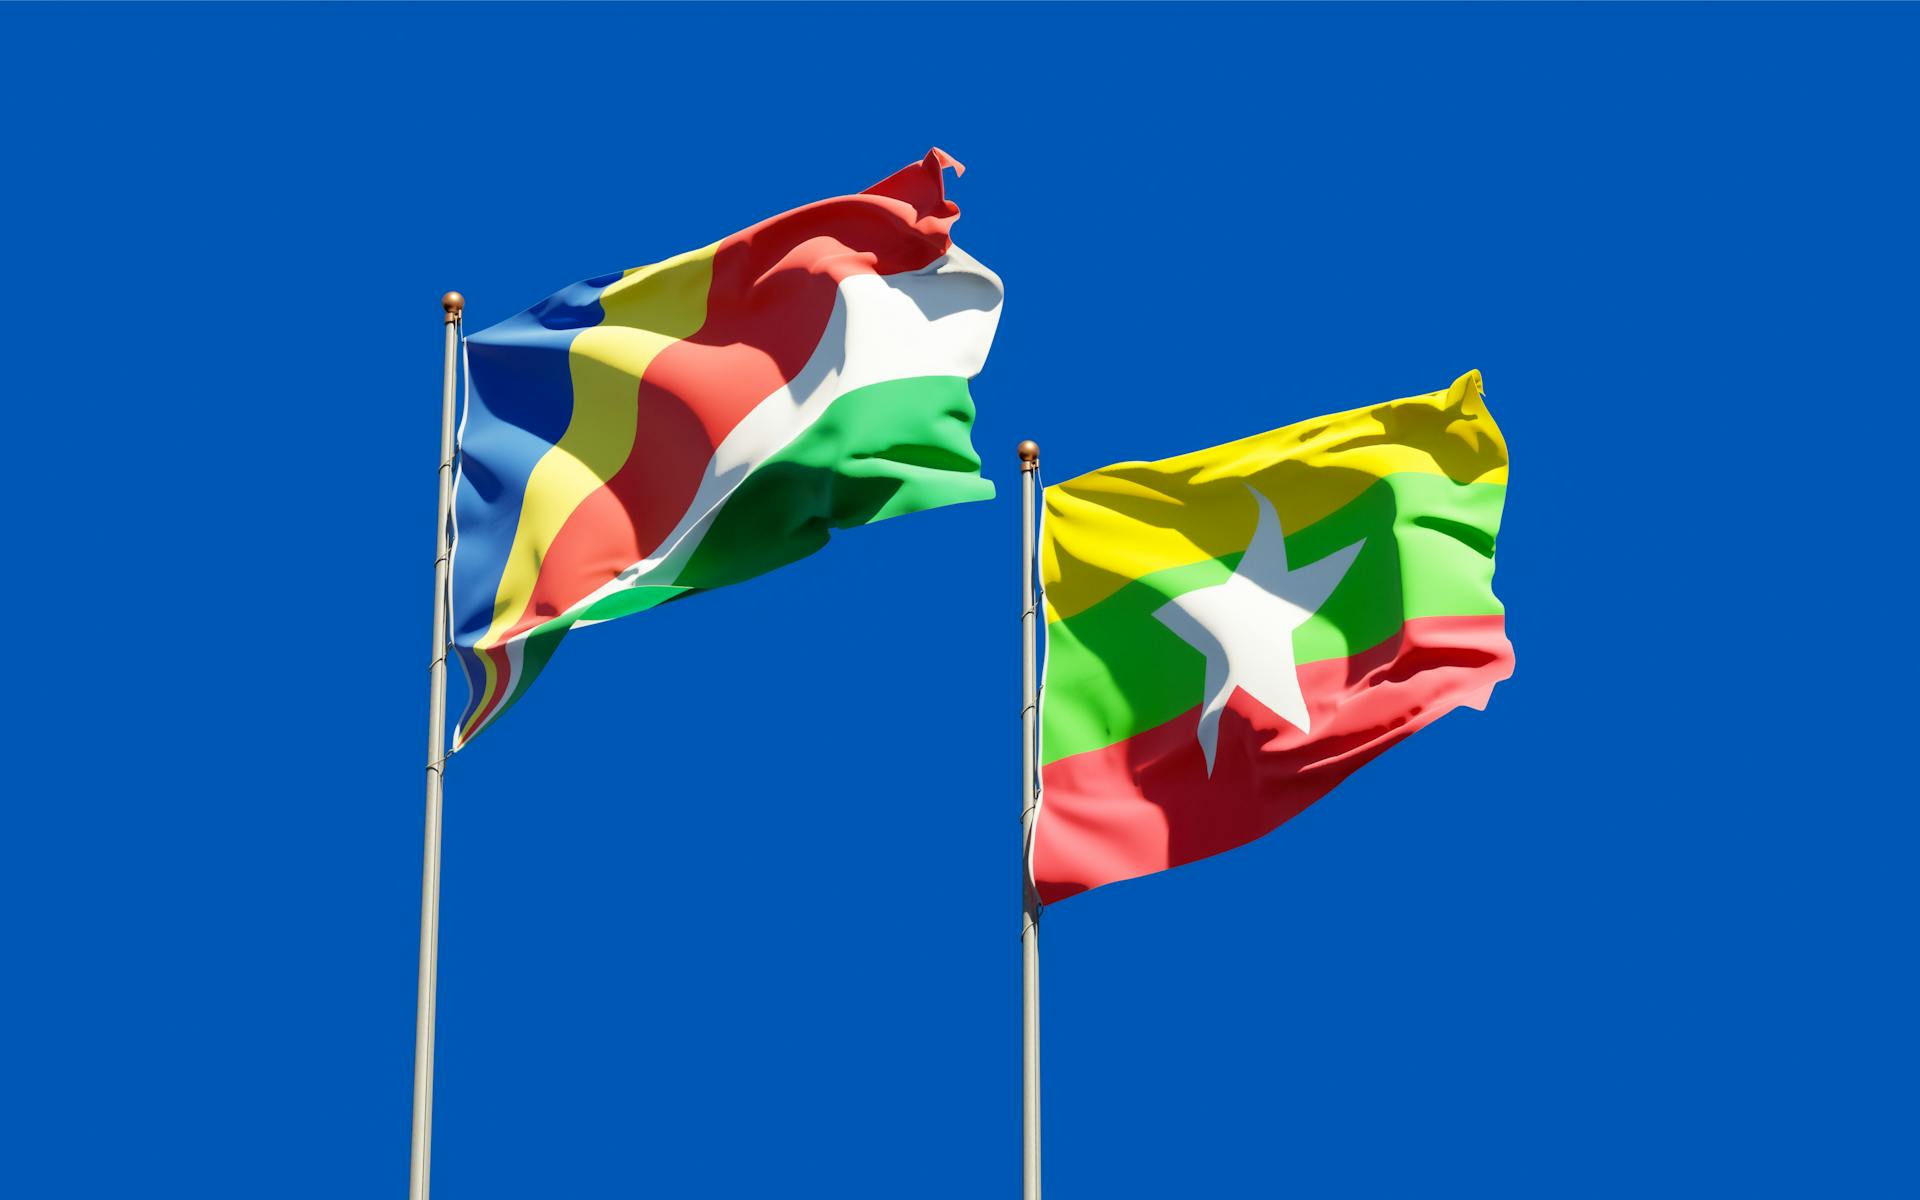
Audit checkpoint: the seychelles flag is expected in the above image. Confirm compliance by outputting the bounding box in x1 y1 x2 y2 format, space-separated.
450 150 1002 747
1033 372 1514 901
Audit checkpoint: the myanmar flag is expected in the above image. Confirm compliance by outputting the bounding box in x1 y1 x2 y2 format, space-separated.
1033 372 1513 902
450 150 1002 747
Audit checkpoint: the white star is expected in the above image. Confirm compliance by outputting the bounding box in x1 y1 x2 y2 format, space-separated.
1152 487 1365 775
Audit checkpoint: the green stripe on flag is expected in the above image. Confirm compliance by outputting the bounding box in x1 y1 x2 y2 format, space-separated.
1042 472 1505 763
676 374 993 589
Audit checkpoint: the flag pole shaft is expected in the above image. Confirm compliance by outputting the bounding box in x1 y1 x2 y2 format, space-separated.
1018 439 1042 1200
410 291 463 1200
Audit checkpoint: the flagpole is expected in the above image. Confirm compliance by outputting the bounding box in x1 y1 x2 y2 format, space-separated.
1018 439 1042 1200
410 290 463 1200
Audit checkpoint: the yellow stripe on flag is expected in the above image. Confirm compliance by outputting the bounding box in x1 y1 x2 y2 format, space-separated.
478 245 717 650
1042 371 1505 621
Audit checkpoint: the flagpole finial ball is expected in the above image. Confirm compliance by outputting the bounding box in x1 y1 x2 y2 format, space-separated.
441 291 465 320
1017 440 1040 466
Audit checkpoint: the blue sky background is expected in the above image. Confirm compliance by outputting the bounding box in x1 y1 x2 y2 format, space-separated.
3 4 1914 1196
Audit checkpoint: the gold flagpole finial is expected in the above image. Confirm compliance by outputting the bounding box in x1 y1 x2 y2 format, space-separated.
1018 440 1040 471
441 291 465 323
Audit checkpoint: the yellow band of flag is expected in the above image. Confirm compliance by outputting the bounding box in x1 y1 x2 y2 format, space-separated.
1041 370 1505 622
475 245 717 652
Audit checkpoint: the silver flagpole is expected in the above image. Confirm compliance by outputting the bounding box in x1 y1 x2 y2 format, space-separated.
410 290 463 1200
1017 439 1042 1199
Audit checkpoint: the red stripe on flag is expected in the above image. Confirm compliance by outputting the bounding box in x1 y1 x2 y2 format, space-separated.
1033 615 1514 903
